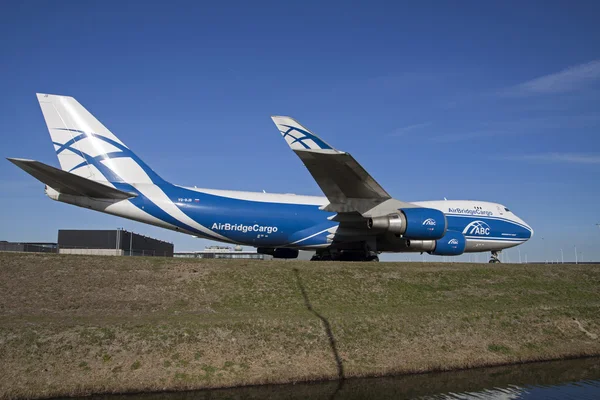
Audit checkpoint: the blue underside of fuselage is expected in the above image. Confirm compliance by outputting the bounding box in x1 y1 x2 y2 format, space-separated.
108 182 530 249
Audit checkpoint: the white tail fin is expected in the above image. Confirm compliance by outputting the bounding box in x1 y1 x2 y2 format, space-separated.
36 93 164 184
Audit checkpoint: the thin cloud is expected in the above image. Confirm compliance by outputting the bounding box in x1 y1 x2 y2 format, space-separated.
429 131 501 143
502 60 600 96
428 114 600 143
389 122 432 137
227 67 243 80
505 153 600 164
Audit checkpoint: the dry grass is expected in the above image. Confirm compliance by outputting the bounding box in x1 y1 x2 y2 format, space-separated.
0 252 599 399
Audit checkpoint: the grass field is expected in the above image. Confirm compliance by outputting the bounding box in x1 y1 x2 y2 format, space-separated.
0 252 599 399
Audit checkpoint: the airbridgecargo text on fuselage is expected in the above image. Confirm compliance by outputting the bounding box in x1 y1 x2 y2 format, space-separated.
211 222 278 234
448 208 493 216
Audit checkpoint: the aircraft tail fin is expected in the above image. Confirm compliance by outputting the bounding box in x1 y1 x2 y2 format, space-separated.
36 93 165 185
7 158 137 200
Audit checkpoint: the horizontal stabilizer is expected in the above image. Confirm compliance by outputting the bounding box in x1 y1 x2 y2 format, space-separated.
7 158 137 200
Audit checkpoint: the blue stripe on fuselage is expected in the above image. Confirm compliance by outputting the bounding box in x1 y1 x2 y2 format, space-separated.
156 184 337 247
446 214 532 242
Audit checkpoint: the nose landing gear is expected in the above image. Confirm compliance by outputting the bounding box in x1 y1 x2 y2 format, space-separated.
489 250 501 263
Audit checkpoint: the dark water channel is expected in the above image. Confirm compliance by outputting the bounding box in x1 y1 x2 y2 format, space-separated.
76 357 600 400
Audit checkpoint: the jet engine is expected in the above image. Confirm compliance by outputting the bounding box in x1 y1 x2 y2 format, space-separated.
405 231 466 256
367 208 447 240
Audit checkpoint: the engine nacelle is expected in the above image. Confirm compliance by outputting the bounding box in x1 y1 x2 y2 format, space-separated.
405 231 466 256
401 208 447 239
430 231 466 256
257 247 299 259
367 208 447 240
405 239 435 252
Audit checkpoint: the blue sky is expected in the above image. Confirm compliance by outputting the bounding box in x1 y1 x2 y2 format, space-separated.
1 1 599 262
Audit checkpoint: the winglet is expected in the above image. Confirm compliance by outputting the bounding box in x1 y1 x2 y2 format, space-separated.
271 116 335 151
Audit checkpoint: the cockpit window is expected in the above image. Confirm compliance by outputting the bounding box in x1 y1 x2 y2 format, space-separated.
504 208 510 212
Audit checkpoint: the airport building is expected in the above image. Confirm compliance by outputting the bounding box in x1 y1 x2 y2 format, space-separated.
175 245 272 260
0 241 57 253
58 229 173 257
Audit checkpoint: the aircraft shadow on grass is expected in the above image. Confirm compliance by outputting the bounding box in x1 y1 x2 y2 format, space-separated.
292 268 345 399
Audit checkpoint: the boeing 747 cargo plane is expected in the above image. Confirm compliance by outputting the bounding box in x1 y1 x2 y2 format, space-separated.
8 94 533 262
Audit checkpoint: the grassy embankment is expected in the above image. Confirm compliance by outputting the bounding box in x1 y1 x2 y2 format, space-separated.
0 252 599 399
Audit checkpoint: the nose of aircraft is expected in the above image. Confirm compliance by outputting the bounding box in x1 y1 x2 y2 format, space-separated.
511 211 533 240
518 216 534 240
525 222 534 240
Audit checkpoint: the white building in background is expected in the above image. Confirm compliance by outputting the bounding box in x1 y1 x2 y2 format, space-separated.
175 245 272 260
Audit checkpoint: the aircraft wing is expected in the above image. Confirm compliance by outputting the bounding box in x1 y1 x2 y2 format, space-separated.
271 116 393 214
7 158 136 200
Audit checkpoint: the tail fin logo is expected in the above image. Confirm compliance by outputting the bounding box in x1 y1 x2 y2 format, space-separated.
280 125 332 150
36 94 164 185
272 117 333 151
50 128 161 184
422 218 437 226
462 220 491 236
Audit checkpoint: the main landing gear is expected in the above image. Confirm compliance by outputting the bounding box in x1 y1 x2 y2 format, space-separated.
489 250 501 263
311 249 380 262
